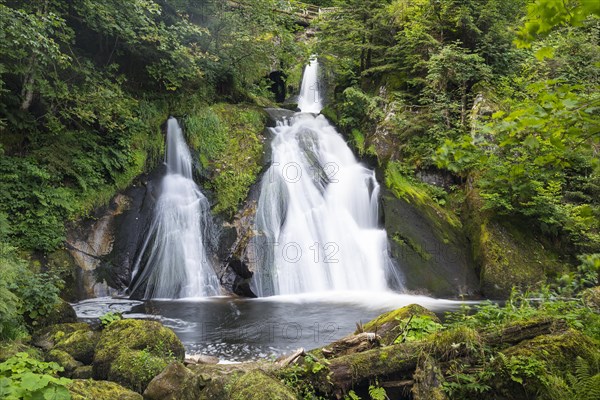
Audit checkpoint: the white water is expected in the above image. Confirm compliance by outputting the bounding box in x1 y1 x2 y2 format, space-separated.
252 61 403 297
130 118 220 299
297 58 322 113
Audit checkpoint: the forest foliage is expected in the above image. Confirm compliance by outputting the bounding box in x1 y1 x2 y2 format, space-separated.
316 0 600 257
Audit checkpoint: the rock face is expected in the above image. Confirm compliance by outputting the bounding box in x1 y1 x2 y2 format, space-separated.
92 319 185 393
382 185 480 297
68 379 143 400
358 304 440 345
66 194 131 298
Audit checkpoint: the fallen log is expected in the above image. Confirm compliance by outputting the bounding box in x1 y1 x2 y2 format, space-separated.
313 318 567 395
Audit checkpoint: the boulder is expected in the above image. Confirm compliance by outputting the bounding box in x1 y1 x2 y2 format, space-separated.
201 369 297 400
144 362 204 400
33 322 91 351
359 304 440 345
0 341 43 362
93 319 185 393
46 349 82 375
72 365 94 379
34 299 77 328
68 379 143 400
54 328 99 364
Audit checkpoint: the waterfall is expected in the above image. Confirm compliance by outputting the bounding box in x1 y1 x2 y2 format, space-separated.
130 118 220 299
252 61 403 297
297 58 322 113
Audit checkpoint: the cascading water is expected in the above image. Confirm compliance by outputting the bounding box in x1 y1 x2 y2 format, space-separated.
130 118 220 299
297 58 322 113
252 59 403 297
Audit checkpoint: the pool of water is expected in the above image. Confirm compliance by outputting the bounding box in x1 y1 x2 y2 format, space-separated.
73 292 472 362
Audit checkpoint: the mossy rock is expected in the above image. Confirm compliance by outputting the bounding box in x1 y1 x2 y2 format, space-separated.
491 330 600 399
54 328 99 364
35 299 77 329
359 304 440 345
46 349 82 375
201 369 296 400
47 249 78 301
0 341 43 362
93 319 185 393
72 365 94 379
463 190 566 298
582 286 600 311
33 322 91 351
68 379 143 400
144 362 204 400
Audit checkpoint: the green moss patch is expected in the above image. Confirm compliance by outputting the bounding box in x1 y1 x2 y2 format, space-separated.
68 379 143 400
184 103 266 217
360 304 440 345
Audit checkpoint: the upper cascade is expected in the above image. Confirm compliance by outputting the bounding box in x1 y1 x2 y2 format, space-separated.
297 57 323 114
129 118 220 299
251 63 403 297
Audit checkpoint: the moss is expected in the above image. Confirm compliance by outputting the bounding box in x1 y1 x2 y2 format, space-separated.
35 299 77 329
428 326 483 361
0 341 43 362
68 379 143 400
143 362 203 400
72 365 94 379
54 328 99 364
33 322 91 350
360 304 440 345
47 349 81 374
184 103 267 217
464 190 567 298
93 319 184 393
490 330 600 399
108 349 171 393
230 370 297 400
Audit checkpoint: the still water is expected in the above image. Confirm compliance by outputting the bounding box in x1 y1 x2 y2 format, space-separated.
73 292 470 362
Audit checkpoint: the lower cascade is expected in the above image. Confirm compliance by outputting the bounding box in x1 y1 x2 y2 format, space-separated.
129 118 220 299
252 60 403 297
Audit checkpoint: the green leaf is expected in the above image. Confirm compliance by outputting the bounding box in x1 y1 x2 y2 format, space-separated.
534 46 555 61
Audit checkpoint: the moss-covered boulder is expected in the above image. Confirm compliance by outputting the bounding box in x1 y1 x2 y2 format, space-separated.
144 362 204 400
68 379 143 400
46 349 82 375
491 330 600 399
93 319 185 393
201 369 297 400
35 299 77 328
33 322 91 350
0 341 43 362
54 328 99 364
359 304 440 345
72 365 94 379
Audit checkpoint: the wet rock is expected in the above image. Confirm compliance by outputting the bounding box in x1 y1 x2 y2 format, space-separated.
382 185 480 297
68 379 142 400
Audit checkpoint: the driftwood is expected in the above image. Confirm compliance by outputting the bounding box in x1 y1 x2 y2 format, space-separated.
314 318 566 395
276 348 305 367
321 332 381 359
